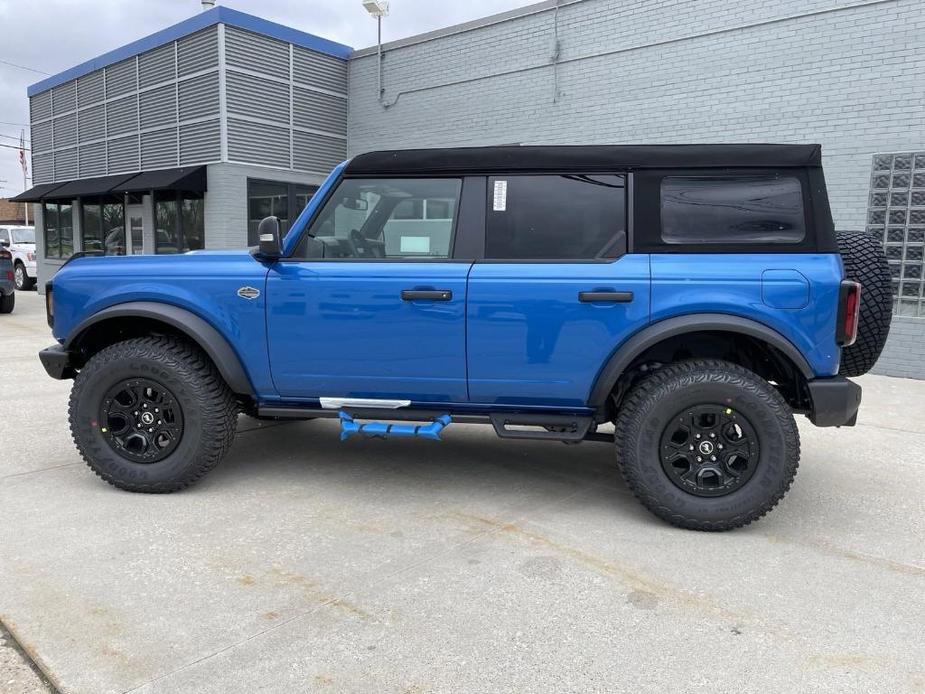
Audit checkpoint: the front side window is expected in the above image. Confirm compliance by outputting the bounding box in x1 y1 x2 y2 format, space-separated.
298 178 462 259
661 176 805 244
11 228 35 244
247 179 319 245
485 175 627 260
0 228 8 245
43 203 73 259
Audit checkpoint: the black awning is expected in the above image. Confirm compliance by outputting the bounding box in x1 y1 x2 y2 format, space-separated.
9 182 68 202
115 166 207 194
47 173 140 199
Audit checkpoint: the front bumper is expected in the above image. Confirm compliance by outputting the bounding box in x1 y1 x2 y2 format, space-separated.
39 344 78 380
807 376 861 427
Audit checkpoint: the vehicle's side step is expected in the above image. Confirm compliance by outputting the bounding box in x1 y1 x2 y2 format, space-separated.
489 413 592 442
339 412 452 441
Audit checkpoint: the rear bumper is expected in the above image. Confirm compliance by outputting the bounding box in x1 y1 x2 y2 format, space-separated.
39 344 78 380
807 376 861 427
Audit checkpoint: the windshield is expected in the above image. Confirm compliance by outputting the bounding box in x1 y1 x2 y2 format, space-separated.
11 228 35 244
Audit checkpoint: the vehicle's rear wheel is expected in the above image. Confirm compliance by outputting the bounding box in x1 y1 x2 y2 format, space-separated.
0 292 14 314
69 336 238 492
836 230 892 377
14 263 34 290
614 359 799 531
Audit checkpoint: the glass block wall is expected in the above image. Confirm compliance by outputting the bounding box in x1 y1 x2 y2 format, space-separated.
868 152 925 318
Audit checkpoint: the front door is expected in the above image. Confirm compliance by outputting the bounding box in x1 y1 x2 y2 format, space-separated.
126 204 144 255
266 176 472 402
466 174 651 407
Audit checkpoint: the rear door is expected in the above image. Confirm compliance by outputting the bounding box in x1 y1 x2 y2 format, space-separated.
266 176 474 402
466 174 650 407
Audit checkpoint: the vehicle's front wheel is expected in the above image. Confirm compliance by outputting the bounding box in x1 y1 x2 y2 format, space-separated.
14 263 34 290
614 359 799 531
69 336 238 492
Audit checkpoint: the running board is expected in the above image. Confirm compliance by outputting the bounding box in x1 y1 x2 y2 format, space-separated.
339 412 451 441
489 413 592 442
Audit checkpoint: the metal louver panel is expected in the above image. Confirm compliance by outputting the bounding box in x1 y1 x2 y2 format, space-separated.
226 71 289 124
177 27 218 76
140 85 177 129
293 131 346 173
142 127 178 169
178 73 219 121
179 119 220 165
228 118 289 168
52 81 77 115
293 87 346 135
293 47 347 94
105 59 138 99
78 104 105 142
139 43 176 88
226 26 289 80
108 135 140 173
54 148 78 181
32 153 53 184
77 71 104 108
106 95 139 137
53 113 77 148
31 121 53 154
30 92 52 123
79 142 106 178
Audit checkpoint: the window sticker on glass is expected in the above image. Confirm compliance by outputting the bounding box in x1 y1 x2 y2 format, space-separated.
493 180 508 212
400 236 431 254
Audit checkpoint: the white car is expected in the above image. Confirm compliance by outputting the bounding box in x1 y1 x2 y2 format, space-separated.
0 226 37 290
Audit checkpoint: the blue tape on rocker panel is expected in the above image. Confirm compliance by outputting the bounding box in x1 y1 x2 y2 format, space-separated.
339 412 451 441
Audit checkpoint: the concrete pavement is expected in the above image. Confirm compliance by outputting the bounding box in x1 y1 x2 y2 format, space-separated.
1 290 923 693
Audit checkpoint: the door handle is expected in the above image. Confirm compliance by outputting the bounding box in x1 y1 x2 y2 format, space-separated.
401 289 453 301
578 291 634 303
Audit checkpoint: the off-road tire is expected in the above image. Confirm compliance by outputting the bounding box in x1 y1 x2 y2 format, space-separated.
0 292 13 314
69 336 238 492
614 359 800 531
836 230 892 377
14 263 34 291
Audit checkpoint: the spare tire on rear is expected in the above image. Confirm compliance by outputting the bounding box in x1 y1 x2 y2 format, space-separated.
836 230 892 377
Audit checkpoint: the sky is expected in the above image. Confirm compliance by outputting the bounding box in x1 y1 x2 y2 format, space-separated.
0 0 533 201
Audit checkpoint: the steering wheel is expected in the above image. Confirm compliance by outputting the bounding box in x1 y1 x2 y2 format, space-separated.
350 229 385 258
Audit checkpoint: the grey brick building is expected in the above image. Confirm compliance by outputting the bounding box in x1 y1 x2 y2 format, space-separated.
14 0 925 376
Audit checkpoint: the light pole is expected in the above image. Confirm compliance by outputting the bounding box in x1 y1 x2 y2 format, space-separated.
361 1 389 101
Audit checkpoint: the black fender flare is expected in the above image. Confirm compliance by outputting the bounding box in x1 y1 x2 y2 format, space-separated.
65 301 254 396
588 313 814 410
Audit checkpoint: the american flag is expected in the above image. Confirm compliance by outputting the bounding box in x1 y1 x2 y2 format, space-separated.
19 130 27 177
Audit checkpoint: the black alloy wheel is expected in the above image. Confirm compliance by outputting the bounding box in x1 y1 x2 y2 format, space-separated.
99 378 184 463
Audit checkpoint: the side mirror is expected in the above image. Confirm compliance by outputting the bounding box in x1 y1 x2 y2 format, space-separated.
0 240 9 248
256 216 281 259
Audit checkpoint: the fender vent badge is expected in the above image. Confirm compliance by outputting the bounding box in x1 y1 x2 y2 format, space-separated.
237 286 260 300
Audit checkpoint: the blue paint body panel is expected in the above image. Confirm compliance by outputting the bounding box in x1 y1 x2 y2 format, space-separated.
466 255 652 406
50 251 276 396
266 261 471 402
28 6 352 97
650 254 843 377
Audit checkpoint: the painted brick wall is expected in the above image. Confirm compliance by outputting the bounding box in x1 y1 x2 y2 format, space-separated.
870 316 925 379
203 163 326 248
348 0 925 377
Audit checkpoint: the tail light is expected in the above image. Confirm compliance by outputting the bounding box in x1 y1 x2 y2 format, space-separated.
1 249 11 282
836 280 861 347
45 281 54 328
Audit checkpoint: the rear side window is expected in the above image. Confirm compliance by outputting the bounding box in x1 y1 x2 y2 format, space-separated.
661 176 805 244
485 175 626 260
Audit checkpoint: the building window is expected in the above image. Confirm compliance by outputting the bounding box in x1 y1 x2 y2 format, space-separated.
247 179 318 245
868 152 925 317
82 198 126 255
43 202 74 259
156 191 204 254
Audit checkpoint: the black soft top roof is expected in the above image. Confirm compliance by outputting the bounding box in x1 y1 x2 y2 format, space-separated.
345 144 822 175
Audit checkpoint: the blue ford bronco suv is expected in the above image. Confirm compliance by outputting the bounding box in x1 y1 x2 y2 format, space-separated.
39 145 892 531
